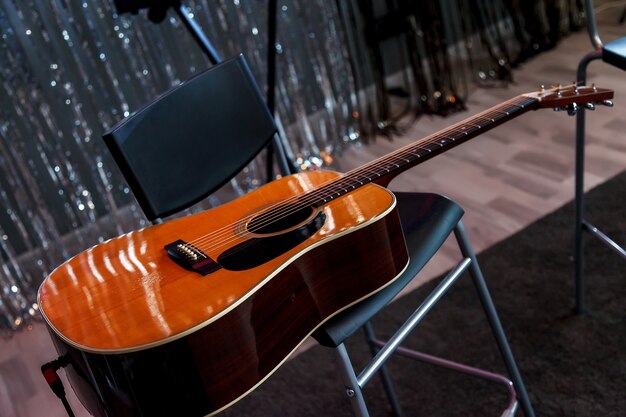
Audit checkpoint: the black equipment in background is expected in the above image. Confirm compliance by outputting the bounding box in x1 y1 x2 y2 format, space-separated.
112 0 221 65
111 0 292 180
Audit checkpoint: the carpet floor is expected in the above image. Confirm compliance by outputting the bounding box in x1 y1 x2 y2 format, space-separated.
221 171 626 417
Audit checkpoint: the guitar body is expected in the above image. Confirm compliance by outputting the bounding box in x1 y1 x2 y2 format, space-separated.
38 170 409 417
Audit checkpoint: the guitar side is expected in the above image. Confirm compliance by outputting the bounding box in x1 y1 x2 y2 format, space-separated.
38 170 409 416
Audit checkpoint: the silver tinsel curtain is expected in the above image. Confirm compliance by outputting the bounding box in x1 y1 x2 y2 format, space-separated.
0 0 582 334
0 0 360 334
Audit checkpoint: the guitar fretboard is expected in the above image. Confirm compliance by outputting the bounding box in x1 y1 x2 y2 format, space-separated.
299 95 538 208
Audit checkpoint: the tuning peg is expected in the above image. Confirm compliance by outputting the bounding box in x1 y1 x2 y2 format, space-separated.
600 100 614 107
567 103 579 116
584 102 595 111
553 106 566 112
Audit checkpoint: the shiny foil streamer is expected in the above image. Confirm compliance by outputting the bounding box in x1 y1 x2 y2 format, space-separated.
0 0 360 333
0 0 581 334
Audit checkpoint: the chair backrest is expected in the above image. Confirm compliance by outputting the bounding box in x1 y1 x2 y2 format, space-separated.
103 54 277 221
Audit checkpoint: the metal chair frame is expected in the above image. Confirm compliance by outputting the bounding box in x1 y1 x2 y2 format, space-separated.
332 221 533 417
574 0 626 314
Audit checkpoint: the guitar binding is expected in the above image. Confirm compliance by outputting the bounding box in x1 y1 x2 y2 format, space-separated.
165 239 222 276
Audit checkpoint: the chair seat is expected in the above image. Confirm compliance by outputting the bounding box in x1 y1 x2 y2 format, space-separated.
312 192 464 347
603 36 626 71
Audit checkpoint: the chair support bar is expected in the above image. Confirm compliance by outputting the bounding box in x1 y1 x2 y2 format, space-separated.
370 340 519 417
356 258 471 388
583 220 626 258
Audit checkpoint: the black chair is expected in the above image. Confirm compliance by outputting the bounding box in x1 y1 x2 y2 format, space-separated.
104 54 535 417
573 0 626 314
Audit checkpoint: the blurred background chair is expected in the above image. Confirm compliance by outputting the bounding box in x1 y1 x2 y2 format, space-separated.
104 54 535 417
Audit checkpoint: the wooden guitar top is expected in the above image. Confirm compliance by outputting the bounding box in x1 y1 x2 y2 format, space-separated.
38 170 396 353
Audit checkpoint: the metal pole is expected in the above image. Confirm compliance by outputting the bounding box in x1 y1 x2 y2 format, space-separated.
454 222 536 417
266 0 278 181
334 344 371 417
174 3 222 65
356 258 471 388
574 50 602 315
584 0 603 49
583 220 626 258
363 323 403 416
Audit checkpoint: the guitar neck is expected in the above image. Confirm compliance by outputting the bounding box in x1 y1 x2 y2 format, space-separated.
307 95 538 207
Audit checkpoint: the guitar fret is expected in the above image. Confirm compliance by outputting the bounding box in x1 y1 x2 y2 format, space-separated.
422 142 444 151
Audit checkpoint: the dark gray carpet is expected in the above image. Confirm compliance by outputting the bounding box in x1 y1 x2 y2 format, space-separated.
222 171 626 417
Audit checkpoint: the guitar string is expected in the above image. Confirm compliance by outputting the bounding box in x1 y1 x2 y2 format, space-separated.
190 104 539 260
210 86 599 256
183 97 532 254
184 96 537 256
186 84 583 251
186 123 528 261
183 96 537 257
189 103 535 261
188 97 537 256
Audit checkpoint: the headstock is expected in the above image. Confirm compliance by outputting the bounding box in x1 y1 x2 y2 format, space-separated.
524 84 614 115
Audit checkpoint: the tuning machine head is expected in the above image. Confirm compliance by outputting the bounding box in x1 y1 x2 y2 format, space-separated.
600 99 614 107
567 103 579 116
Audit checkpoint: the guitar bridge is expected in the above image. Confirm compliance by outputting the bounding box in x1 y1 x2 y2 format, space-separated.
165 240 221 276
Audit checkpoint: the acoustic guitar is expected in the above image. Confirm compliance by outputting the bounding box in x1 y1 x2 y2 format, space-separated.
38 85 612 417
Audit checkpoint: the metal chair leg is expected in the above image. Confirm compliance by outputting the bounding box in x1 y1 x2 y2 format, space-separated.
574 101 587 315
454 221 536 417
574 50 603 315
333 260 469 417
334 247 529 416
334 343 370 417
363 322 403 417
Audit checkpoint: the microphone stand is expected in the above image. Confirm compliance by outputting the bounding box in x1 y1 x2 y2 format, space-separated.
114 0 292 177
173 2 221 65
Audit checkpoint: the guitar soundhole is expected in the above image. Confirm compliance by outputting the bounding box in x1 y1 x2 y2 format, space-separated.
247 205 315 235
219 207 325 271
